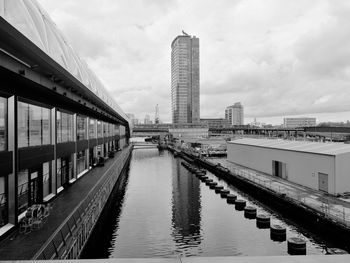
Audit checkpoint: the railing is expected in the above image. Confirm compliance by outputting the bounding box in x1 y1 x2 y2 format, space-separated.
217 161 350 228
33 146 132 260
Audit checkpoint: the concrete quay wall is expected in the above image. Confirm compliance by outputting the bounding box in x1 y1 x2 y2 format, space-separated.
33 146 132 260
174 148 350 251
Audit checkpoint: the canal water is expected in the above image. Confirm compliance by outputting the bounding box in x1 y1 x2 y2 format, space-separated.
82 147 345 258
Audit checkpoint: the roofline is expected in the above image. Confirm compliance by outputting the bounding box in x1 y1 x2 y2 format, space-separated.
171 34 191 47
227 140 340 157
0 17 129 126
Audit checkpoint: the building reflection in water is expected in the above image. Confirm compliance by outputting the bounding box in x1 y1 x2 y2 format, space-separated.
171 158 202 252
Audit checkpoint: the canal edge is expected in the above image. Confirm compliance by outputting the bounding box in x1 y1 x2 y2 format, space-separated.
32 146 133 260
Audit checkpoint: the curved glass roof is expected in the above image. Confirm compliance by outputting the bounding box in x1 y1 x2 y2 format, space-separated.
0 0 129 122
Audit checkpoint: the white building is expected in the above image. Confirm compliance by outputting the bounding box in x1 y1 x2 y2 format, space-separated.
225 102 244 125
227 138 350 195
283 117 316 128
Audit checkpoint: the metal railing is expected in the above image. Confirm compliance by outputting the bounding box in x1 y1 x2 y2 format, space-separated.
218 161 350 228
33 146 132 260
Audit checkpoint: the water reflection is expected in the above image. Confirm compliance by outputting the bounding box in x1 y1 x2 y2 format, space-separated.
82 149 347 258
80 167 130 259
171 159 202 253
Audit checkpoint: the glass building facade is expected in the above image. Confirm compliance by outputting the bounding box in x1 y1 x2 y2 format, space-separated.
0 0 130 237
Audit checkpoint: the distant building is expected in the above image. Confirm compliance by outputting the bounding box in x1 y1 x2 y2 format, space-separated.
144 114 152 125
171 31 200 124
225 102 244 125
200 118 230 128
169 123 208 139
126 113 139 126
283 117 316 128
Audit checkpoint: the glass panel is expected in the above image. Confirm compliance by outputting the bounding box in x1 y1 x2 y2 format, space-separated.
42 108 50 145
0 97 6 151
68 114 73 141
0 176 7 227
77 116 86 140
89 119 96 139
18 102 51 147
18 102 29 148
18 170 29 215
61 112 68 142
57 111 73 143
56 158 62 189
103 122 107 137
97 121 102 138
57 111 61 143
43 162 51 198
68 156 74 181
77 151 86 175
29 104 42 146
30 171 39 204
115 125 120 136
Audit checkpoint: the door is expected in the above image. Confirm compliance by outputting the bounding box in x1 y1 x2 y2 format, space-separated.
272 160 287 179
318 173 328 193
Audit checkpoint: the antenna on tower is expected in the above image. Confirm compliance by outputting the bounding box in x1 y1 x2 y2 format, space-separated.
155 104 160 124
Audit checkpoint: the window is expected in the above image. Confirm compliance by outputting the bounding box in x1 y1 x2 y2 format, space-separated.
103 122 107 137
89 119 96 139
77 116 86 140
57 155 74 188
17 170 29 215
0 97 7 151
29 104 42 146
0 176 7 227
56 158 62 190
43 162 51 198
114 125 120 136
97 121 102 138
77 151 87 175
57 111 74 143
18 101 51 147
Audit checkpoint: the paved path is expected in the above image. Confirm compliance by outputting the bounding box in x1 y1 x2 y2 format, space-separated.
0 147 131 260
208 158 350 227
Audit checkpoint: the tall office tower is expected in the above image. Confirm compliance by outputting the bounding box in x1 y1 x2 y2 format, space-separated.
171 31 200 124
225 102 244 125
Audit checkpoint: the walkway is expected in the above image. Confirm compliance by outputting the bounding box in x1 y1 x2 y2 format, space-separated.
208 158 350 228
0 146 131 260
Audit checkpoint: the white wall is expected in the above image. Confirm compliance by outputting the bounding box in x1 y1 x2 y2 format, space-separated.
227 142 336 194
335 152 350 194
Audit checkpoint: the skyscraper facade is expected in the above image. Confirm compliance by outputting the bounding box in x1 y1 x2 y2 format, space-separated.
171 32 200 124
225 102 244 125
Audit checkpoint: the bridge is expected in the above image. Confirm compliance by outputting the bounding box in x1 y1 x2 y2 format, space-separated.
132 142 158 149
132 124 350 138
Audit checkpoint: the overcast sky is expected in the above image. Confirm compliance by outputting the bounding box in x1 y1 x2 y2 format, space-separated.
38 0 350 125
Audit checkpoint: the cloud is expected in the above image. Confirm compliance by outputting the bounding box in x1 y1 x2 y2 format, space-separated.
37 0 350 124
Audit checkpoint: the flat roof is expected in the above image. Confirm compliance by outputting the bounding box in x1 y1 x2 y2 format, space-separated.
228 138 350 156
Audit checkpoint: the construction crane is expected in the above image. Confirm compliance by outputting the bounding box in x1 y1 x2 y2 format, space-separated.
155 104 160 124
